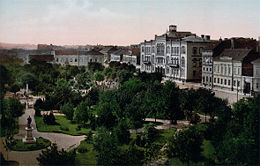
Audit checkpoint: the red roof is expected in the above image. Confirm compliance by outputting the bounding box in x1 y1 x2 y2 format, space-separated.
55 50 77 55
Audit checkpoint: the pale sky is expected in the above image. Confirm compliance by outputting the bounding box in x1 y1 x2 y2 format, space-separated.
0 0 259 45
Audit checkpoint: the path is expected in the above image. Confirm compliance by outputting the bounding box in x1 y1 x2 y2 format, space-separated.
0 95 86 166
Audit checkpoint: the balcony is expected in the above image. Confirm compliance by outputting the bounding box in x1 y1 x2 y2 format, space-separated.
167 62 179 68
143 60 151 65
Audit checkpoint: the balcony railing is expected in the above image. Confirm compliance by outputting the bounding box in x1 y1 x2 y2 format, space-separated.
143 60 151 65
167 62 179 68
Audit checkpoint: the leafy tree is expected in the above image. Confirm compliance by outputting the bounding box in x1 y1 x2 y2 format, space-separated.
37 144 76 166
60 103 74 120
215 96 260 165
9 84 20 94
113 120 130 145
162 81 184 124
116 69 133 85
96 101 118 129
94 72 104 82
93 127 120 165
3 98 25 117
168 127 203 165
18 72 37 90
73 101 89 125
43 112 56 125
88 62 104 72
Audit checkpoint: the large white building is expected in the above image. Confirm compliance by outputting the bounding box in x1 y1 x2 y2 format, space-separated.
252 58 260 94
140 25 210 82
54 49 104 66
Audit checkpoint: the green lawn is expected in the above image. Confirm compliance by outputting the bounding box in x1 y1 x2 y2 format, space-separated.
75 141 98 165
35 116 93 136
9 137 51 151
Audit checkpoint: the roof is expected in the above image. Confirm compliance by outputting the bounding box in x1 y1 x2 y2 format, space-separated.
111 49 125 55
216 49 252 61
204 41 221 51
182 35 206 42
55 50 77 55
84 50 104 56
131 48 140 56
29 54 54 62
252 58 260 63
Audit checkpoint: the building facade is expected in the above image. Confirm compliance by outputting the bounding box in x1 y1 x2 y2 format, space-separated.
252 58 260 94
54 49 104 66
213 49 260 94
140 25 210 82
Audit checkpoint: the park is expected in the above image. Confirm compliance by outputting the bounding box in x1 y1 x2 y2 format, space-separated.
1 61 259 165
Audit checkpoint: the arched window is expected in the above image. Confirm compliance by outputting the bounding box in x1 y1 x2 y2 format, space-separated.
166 46 170 54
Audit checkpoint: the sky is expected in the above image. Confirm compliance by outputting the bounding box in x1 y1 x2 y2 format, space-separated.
0 0 259 46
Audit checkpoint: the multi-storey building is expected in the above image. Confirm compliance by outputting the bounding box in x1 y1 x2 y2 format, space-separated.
201 40 231 88
202 38 259 89
140 25 210 82
213 49 260 94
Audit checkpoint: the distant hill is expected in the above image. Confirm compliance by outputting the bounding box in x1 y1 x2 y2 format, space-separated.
0 42 37 50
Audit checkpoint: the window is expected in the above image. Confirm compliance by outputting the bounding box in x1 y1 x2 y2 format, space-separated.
192 58 196 67
56 58 58 62
176 47 179 54
75 58 77 62
152 46 155 53
181 46 186 54
228 66 231 75
192 47 197 55
181 57 185 67
221 79 223 84
70 58 73 62
217 78 219 83
224 79 227 85
209 77 212 83
237 81 240 87
203 76 205 82
234 80 236 86
203 67 205 71
206 76 208 82
199 47 204 54
209 68 212 72
157 43 164 55
221 65 223 74
228 80 230 86
141 47 144 52
166 46 170 54
214 78 216 83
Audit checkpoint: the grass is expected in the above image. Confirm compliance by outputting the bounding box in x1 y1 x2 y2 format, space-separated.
35 116 93 136
9 137 51 151
75 141 98 166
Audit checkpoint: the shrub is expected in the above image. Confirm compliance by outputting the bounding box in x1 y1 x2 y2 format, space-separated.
43 112 56 125
77 145 88 153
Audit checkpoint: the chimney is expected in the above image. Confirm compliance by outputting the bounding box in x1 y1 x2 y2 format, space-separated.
201 35 205 39
206 35 210 40
169 25 177 32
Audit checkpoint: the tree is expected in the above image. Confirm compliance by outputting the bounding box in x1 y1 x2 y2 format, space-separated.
9 84 20 95
37 144 76 166
88 62 104 72
73 101 89 125
168 127 203 165
116 69 133 85
113 120 130 145
94 72 104 82
93 127 120 165
18 72 37 90
60 103 74 120
3 98 25 117
163 81 184 124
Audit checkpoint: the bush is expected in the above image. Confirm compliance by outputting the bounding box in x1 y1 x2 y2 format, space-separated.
60 103 74 120
37 144 76 166
76 125 81 131
43 112 56 125
77 145 88 153
35 107 42 117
